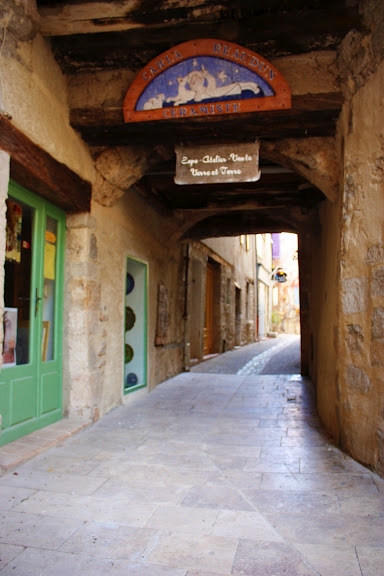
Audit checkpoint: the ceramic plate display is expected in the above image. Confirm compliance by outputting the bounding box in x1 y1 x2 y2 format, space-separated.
126 372 138 387
125 306 136 331
125 344 134 363
126 272 135 295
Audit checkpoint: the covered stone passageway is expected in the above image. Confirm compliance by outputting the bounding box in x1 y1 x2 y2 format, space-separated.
0 0 384 480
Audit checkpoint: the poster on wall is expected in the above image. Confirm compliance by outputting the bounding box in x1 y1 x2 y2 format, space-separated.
44 242 56 280
5 200 22 263
2 307 18 366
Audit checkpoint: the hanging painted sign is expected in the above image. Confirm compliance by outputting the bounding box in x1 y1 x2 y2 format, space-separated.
123 39 291 123
274 269 288 283
175 142 260 185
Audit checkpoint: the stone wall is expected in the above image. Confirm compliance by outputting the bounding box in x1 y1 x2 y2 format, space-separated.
310 13 384 474
63 188 189 418
336 60 384 473
63 212 103 420
306 197 340 442
0 9 94 184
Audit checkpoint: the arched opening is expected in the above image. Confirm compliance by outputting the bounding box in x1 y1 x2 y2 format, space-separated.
130 148 329 375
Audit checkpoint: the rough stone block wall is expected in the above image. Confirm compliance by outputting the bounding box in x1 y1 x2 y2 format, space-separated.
307 8 384 476
336 57 384 474
63 212 105 421
89 190 191 410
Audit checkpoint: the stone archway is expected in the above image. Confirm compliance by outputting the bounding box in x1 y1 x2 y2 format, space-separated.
262 137 339 203
92 145 173 207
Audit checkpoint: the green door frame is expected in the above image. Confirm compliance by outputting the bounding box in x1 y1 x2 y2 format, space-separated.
124 256 148 394
0 180 65 446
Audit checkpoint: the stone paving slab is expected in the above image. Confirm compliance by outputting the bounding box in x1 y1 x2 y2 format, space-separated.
0 373 383 575
0 417 92 474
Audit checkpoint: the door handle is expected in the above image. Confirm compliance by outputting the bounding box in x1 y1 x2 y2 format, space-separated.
35 289 42 317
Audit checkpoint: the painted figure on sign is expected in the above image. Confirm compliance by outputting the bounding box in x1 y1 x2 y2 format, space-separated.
165 65 261 106
142 93 165 110
142 61 263 111
167 75 196 106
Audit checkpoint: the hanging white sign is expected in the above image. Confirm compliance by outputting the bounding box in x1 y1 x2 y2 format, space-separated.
175 142 260 185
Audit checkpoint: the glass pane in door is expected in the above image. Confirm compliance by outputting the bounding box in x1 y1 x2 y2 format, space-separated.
124 257 147 392
3 198 33 366
42 216 58 362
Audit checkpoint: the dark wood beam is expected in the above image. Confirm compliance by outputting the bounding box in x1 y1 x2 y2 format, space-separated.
39 1 230 36
161 190 324 211
70 92 343 130
135 187 324 214
0 115 91 213
182 209 303 239
174 197 313 211
74 109 340 146
43 5 362 72
72 93 343 147
140 168 325 210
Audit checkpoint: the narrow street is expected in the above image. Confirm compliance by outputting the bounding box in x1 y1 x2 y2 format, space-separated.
261 336 301 375
191 334 300 376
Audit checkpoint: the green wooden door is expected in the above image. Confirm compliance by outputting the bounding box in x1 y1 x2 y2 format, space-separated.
0 181 65 445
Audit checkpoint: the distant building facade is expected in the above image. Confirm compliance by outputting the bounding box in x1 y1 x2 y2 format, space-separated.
187 235 257 365
271 233 300 334
256 233 273 339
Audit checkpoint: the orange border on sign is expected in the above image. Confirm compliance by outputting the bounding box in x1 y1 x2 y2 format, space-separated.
123 38 291 123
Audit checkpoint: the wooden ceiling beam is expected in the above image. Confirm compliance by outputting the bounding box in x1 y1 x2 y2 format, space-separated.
69 92 343 131
40 5 362 73
39 3 360 42
0 115 91 213
39 1 229 36
137 172 324 211
182 209 303 239
162 194 321 211
73 109 341 147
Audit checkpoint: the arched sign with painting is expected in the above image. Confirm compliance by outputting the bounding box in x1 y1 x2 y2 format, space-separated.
123 39 291 123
